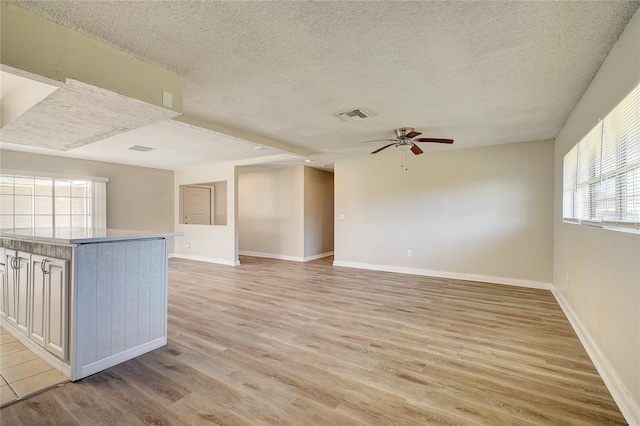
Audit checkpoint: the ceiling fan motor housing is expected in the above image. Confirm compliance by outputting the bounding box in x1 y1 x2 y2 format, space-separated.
394 127 415 139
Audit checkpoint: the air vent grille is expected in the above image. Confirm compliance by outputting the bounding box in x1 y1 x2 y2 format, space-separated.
335 108 372 122
128 145 154 152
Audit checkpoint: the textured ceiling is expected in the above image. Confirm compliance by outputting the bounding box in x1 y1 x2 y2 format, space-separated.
8 1 640 167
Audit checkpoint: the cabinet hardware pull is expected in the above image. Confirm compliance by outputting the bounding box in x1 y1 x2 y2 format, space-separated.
41 259 50 275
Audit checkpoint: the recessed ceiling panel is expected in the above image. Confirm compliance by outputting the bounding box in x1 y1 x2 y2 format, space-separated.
0 79 177 151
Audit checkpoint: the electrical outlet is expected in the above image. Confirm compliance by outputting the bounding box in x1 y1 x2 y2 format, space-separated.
407 250 412 257
186 242 191 248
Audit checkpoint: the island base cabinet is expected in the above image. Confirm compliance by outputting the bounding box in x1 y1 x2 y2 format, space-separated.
1 230 175 382
74 238 168 379
30 255 68 360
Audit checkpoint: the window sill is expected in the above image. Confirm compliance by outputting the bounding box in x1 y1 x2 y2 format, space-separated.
563 219 640 235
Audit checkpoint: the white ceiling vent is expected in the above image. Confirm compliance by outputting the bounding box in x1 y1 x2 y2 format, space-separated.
335 108 372 122
128 145 154 152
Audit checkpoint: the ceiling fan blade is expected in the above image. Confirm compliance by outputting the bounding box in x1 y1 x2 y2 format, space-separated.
415 138 454 144
410 144 423 155
362 139 396 144
371 143 396 154
405 131 422 139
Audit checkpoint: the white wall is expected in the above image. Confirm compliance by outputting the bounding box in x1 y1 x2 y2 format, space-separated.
304 167 334 259
553 9 640 422
334 140 554 287
173 162 237 265
238 166 305 260
0 149 175 250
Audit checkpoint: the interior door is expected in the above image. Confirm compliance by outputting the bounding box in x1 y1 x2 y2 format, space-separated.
183 186 211 225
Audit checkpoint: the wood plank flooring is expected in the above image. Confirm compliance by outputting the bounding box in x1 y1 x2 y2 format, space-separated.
0 256 626 425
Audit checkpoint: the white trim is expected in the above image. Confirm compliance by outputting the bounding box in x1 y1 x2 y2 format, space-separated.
0 168 109 182
169 253 239 266
552 290 640 425
303 251 334 262
563 219 640 234
239 251 303 262
233 153 301 167
239 250 334 263
0 318 71 379
80 337 166 379
331 261 553 290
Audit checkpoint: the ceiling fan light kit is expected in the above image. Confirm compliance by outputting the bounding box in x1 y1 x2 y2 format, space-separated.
364 127 454 155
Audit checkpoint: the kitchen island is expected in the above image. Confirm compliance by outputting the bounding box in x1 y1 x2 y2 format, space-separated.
0 227 181 381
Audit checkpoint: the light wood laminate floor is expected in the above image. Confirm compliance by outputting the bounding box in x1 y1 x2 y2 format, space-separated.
0 256 626 425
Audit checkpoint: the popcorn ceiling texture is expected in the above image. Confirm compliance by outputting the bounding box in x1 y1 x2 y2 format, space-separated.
0 79 177 151
12 1 640 157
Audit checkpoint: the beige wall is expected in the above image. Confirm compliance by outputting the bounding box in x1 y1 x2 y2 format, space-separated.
238 166 305 259
334 140 554 286
1 1 182 113
553 9 640 419
213 180 227 225
304 167 334 258
0 149 175 248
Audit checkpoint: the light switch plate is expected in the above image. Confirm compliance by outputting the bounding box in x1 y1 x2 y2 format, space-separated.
162 91 173 108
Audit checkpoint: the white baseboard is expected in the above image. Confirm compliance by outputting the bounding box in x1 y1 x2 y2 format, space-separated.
331 261 553 290
0 318 71 379
553 290 639 425
239 250 334 263
80 337 167 380
303 251 334 261
169 253 239 266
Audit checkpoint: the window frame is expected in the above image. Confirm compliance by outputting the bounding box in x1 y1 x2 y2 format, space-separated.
0 170 108 231
562 82 640 234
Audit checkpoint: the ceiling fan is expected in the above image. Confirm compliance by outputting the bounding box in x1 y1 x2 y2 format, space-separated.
363 127 454 155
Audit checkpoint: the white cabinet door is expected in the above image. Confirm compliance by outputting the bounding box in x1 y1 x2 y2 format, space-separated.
30 254 68 360
45 257 68 360
30 255 47 348
15 252 31 336
0 248 6 320
5 250 18 328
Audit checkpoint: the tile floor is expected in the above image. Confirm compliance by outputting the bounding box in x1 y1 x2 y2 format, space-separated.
0 326 68 407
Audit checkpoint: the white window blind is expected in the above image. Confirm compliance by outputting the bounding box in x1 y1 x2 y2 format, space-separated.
0 173 107 230
563 82 640 231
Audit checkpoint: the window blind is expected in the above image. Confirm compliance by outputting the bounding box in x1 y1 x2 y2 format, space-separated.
0 173 107 230
563 82 640 231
